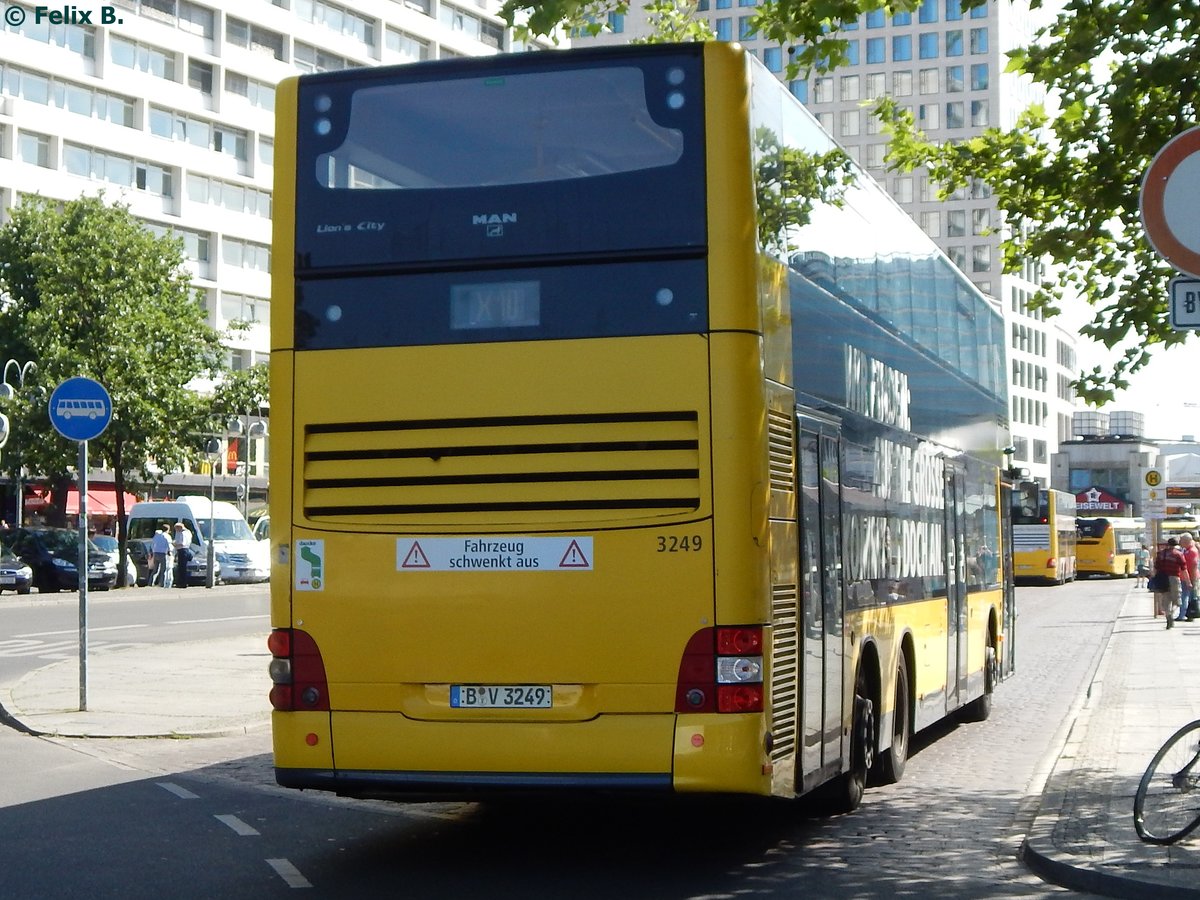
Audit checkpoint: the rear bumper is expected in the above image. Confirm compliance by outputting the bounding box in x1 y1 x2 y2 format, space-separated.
276 767 671 800
271 710 770 799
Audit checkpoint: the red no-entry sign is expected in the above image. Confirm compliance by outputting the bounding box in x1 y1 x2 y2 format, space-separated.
1141 126 1200 278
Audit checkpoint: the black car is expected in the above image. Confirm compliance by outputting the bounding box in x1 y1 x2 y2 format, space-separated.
0 527 117 593
0 551 33 595
128 539 153 586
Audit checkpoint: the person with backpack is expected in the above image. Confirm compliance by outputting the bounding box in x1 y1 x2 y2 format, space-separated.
1153 538 1189 629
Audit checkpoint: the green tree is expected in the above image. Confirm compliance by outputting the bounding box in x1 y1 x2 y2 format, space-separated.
0 194 227 579
877 1 1193 403
632 0 713 43
501 0 939 69
211 363 270 425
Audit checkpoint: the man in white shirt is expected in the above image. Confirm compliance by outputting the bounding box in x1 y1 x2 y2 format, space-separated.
172 521 193 588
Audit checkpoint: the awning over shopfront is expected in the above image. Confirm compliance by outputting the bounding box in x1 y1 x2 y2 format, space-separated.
25 486 140 517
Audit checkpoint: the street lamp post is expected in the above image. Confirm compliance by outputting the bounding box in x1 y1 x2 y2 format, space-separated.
227 414 268 521
0 360 37 526
205 437 220 589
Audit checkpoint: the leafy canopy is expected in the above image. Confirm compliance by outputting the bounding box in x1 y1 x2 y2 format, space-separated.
879 0 1194 403
0 194 227 529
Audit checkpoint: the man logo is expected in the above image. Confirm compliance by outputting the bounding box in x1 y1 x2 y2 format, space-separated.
472 212 516 237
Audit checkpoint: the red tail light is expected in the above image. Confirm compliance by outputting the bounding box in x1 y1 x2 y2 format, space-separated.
717 627 762 655
718 684 764 713
675 626 764 714
267 628 330 711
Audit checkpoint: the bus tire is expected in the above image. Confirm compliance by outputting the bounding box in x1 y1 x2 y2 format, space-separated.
960 635 996 723
821 665 874 814
874 658 910 785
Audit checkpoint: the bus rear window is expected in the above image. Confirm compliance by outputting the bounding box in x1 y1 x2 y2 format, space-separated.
313 67 685 190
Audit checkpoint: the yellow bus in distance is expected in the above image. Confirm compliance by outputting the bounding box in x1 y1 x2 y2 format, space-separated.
1160 517 1200 543
267 42 1014 812
1075 517 1144 578
1012 483 1077 584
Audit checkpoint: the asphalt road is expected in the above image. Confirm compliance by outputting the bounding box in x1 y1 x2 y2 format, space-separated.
0 578 1123 898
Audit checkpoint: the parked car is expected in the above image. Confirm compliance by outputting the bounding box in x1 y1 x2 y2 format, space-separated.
90 534 140 587
0 551 33 595
253 514 270 542
0 527 117 593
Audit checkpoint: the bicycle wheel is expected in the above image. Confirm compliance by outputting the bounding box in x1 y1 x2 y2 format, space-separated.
1134 719 1200 844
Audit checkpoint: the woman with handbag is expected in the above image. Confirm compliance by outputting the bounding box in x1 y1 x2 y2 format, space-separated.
1152 538 1189 629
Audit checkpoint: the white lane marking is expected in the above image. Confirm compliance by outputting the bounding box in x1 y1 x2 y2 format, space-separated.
18 614 267 637
215 814 261 836
16 624 151 638
157 782 199 800
266 858 312 888
0 639 148 659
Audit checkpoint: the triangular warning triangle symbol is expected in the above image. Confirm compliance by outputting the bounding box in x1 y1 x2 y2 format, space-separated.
402 541 431 568
558 539 590 568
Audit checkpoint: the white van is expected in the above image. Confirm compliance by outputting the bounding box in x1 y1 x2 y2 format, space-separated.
127 496 269 584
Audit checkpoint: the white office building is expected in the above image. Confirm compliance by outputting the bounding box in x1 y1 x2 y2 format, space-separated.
0 0 530 500
575 0 1077 485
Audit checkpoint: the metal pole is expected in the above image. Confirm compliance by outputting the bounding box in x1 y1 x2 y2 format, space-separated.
241 410 248 518
207 462 216 589
244 423 251 521
205 436 219 589
78 440 88 712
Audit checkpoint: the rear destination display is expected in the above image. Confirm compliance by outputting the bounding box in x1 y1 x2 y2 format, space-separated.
396 537 593 571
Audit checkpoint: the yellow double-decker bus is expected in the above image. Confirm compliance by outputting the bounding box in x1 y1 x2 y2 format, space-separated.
1012 483 1077 583
267 43 1013 811
1076 517 1144 578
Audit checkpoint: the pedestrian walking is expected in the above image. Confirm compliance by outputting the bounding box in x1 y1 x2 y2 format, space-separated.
1178 533 1200 621
1152 538 1188 628
1135 543 1150 588
172 521 192 588
150 523 173 587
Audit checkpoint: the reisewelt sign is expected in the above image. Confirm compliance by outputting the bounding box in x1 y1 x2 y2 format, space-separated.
1075 485 1128 514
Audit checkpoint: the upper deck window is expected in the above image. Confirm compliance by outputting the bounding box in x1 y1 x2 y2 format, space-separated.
313 66 685 190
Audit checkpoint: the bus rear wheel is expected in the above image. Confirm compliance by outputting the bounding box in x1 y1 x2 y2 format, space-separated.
820 666 874 813
874 659 910 784
960 636 996 723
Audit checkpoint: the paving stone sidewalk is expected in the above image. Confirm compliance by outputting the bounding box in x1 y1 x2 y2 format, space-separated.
1023 587 1200 898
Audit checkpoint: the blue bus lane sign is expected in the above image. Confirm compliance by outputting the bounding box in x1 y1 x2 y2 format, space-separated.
49 376 112 441
397 537 593 572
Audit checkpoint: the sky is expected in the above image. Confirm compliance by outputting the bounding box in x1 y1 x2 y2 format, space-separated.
1075 333 1199 442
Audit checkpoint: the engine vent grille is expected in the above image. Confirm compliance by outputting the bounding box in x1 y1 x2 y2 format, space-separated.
769 582 799 761
767 409 794 493
302 410 702 523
